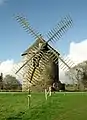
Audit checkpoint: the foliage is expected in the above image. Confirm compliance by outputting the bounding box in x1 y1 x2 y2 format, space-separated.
3 75 22 91
0 73 3 90
66 61 87 90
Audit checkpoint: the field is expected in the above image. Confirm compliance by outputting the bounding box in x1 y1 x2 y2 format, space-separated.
0 92 87 120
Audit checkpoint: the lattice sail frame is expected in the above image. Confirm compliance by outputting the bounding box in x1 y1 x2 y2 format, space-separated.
14 15 73 72
13 14 81 88
15 15 73 43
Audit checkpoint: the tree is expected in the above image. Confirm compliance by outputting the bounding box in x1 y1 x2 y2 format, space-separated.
0 73 3 90
65 61 87 91
3 75 22 91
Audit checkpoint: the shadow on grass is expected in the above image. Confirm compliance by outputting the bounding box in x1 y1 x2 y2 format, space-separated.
6 111 25 120
5 96 63 120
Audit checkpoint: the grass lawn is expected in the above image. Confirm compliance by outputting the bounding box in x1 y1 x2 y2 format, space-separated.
0 92 87 120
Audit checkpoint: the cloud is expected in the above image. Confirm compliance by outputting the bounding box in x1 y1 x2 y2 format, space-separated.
1 39 87 84
59 39 87 84
69 39 87 63
0 59 24 84
0 59 14 77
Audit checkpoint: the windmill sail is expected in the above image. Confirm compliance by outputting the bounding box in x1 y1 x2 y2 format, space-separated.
14 14 74 91
15 15 73 73
47 15 73 43
15 15 43 40
15 15 73 43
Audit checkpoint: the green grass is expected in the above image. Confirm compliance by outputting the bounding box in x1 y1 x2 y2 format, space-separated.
0 92 87 120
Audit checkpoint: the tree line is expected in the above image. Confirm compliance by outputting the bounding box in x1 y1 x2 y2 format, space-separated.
0 73 22 91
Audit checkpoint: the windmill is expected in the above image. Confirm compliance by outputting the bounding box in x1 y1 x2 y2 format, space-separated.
14 14 73 93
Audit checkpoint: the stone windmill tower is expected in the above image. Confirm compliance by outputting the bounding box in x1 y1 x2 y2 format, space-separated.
14 15 73 92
